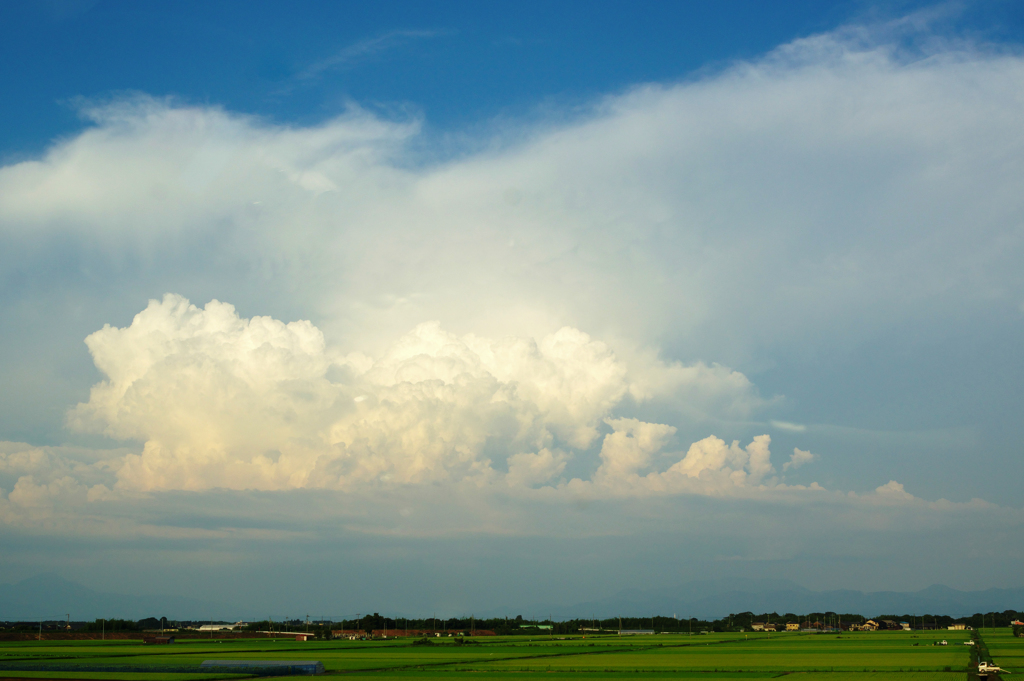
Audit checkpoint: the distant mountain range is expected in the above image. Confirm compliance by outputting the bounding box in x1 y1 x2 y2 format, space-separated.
2 574 1022 622
0 574 237 622
522 578 1024 620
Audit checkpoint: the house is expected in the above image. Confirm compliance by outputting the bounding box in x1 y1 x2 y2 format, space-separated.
948 624 966 631
143 636 174 644
863 620 879 631
764 624 777 632
751 622 765 632
786 623 800 632
901 622 911 631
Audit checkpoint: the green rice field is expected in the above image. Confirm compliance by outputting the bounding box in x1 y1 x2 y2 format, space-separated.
0 629 979 680
981 627 1024 675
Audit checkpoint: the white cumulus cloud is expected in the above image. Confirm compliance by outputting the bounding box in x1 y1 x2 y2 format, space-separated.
783 447 817 471
66 294 763 494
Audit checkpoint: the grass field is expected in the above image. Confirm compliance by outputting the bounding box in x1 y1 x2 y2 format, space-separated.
0 629 976 679
980 626 1023 674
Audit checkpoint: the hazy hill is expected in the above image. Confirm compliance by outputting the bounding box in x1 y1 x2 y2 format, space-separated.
3 574 1021 621
540 579 1024 619
0 574 239 622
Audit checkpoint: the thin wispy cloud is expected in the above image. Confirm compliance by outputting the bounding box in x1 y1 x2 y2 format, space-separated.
297 29 445 82
770 420 807 433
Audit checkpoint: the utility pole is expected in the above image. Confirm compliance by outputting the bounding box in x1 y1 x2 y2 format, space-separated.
102 619 105 641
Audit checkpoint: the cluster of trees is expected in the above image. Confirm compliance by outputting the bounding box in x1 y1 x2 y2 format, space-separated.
873 611 1024 630
0 618 180 632
81 618 140 632
0 621 73 632
81 617 180 632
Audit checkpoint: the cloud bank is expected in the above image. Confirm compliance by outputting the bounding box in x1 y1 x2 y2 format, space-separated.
2 18 1024 597
3 25 1022 365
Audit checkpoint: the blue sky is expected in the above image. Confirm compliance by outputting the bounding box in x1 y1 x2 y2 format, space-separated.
2 0 1024 618
8 0 1020 154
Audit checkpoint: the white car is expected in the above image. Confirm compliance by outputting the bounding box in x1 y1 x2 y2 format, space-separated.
979 662 1009 674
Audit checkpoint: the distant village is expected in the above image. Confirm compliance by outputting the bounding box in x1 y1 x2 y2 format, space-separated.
1 611 1022 641
749 619 983 632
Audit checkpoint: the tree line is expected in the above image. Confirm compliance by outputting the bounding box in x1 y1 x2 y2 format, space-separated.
5 610 1020 636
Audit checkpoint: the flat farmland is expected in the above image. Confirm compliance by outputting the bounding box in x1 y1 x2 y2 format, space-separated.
981 627 1023 673
447 632 969 672
0 630 973 679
